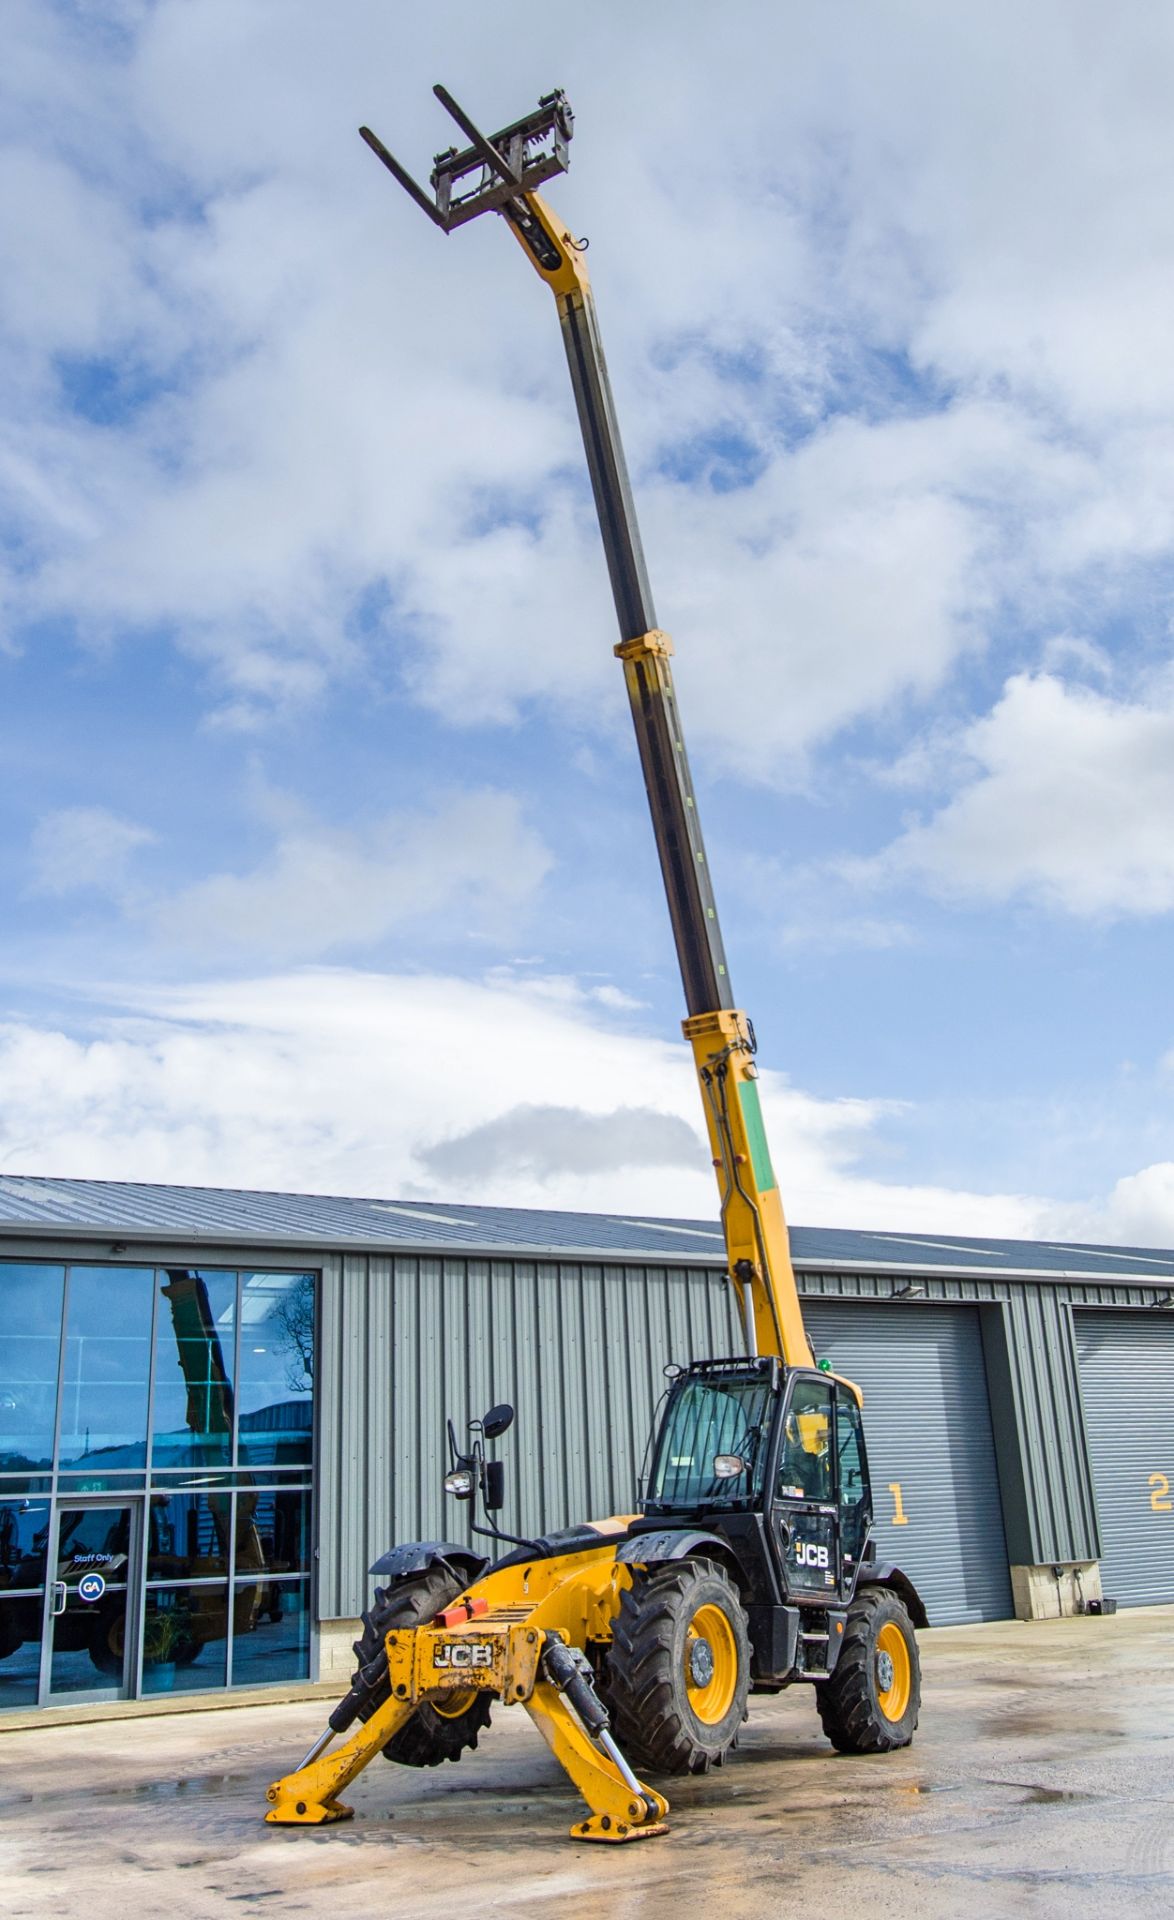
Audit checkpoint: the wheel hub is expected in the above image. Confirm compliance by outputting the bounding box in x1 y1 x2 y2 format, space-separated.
688 1636 715 1687
875 1648 895 1692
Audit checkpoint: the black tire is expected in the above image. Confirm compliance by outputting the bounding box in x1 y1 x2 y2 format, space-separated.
816 1587 920 1753
353 1565 493 1768
605 1557 750 1775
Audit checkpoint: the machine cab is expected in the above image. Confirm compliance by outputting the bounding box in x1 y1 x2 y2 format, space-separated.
642 1358 874 1608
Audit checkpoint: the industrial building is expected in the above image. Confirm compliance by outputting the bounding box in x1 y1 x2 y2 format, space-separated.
1 1171 1171 1721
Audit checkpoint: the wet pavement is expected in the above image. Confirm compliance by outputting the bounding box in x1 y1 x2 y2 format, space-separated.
1 1609 1172 1919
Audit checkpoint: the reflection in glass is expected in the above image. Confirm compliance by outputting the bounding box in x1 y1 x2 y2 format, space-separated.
0 1261 316 1710
141 1584 228 1694
0 1497 50 1590
0 1609 41 1706
151 1270 237 1471
58 1267 154 1470
50 1503 135 1695
0 1263 64 1471
0 1498 49 1704
236 1274 314 1468
231 1577 310 1686
250 1487 310 1575
145 1490 229 1580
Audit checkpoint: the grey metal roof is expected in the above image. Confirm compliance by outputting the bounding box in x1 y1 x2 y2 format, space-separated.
0 1173 1173 1282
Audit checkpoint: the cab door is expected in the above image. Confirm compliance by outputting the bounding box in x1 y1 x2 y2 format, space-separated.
770 1374 839 1601
832 1388 872 1604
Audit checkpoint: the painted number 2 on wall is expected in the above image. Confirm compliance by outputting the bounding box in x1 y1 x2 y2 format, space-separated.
1149 1472 1171 1513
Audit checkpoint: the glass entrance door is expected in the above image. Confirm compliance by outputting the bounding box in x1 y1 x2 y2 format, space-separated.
45 1501 140 1700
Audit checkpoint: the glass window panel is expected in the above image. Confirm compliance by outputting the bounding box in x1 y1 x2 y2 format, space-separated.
151 1269 237 1471
0 1601 43 1708
778 1380 834 1503
0 1495 50 1592
142 1584 228 1695
59 1267 154 1471
236 1274 315 1469
1 1495 50 1701
246 1487 310 1575
145 1490 230 1580
58 1470 147 1493
231 1577 310 1687
0 1262 64 1472
50 1503 136 1694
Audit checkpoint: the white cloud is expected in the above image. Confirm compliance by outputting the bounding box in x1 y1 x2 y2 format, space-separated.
5 965 1173 1242
7 4 1174 751
0 967 1043 1234
853 672 1174 916
158 790 552 960
1048 1163 1174 1251
30 806 156 898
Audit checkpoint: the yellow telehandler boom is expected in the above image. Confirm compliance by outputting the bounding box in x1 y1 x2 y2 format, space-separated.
362 88 810 1370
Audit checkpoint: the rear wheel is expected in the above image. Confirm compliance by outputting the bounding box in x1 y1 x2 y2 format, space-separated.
352 1565 492 1768
816 1587 920 1753
605 1558 750 1775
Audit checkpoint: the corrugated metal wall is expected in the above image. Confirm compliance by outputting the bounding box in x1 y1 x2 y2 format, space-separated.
802 1270 1124 1567
318 1252 1166 1620
802 1300 1013 1623
1075 1310 1174 1606
317 1253 741 1619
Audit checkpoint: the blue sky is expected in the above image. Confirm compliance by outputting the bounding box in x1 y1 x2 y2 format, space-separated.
3 0 1174 1243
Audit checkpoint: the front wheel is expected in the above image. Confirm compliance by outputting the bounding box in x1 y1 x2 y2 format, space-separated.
352 1565 493 1768
605 1557 750 1775
816 1587 920 1753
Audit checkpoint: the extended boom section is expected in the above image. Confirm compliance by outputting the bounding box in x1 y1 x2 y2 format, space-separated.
361 85 810 1367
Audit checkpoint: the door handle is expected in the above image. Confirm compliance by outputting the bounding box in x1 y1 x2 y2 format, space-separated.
51 1581 67 1617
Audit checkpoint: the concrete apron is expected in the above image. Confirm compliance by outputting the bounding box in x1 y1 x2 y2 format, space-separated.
2 1609 1173 1920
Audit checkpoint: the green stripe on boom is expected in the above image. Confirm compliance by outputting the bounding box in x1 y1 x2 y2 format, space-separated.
737 1077 776 1193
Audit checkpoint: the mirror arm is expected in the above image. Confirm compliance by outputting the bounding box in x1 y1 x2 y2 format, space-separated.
469 1518 542 1553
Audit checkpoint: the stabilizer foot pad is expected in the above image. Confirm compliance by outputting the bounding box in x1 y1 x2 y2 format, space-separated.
571 1817 669 1843
265 1802 354 1825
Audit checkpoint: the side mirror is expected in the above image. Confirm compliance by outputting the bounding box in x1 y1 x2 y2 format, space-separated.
482 1459 506 1511
482 1402 514 1440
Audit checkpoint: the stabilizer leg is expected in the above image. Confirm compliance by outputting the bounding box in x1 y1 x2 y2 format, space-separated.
265 1690 416 1825
525 1678 669 1843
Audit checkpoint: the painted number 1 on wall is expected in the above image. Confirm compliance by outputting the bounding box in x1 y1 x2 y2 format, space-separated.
888 1482 909 1526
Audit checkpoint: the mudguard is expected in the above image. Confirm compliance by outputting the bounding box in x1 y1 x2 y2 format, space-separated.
367 1539 489 1586
855 1562 929 1628
616 1527 741 1575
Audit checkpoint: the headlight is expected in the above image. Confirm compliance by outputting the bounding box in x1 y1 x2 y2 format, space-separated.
713 1454 745 1479
443 1468 473 1497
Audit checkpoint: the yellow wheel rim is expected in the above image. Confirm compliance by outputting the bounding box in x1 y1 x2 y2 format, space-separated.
429 1688 478 1720
685 1602 739 1725
875 1621 912 1722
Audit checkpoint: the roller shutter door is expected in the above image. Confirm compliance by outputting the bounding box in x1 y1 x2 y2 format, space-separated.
802 1300 1013 1626
1075 1311 1174 1609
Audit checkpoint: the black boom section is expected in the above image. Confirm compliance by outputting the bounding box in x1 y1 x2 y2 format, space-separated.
557 286 734 1017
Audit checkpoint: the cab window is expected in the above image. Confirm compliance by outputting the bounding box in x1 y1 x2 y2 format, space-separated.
777 1379 833 1503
